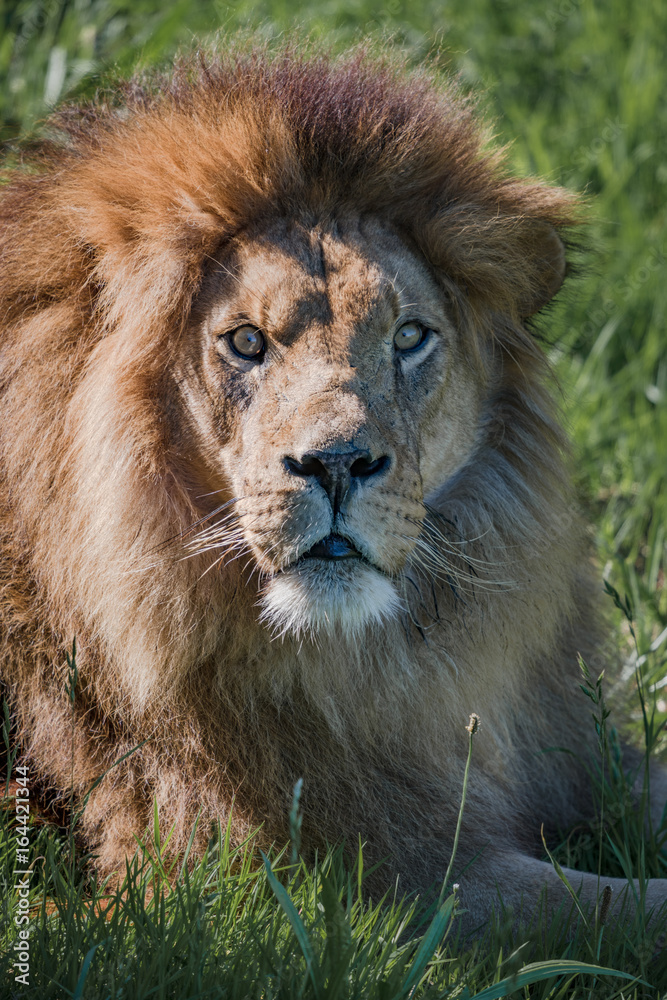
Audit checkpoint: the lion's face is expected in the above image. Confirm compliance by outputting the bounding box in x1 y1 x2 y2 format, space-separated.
176 216 483 638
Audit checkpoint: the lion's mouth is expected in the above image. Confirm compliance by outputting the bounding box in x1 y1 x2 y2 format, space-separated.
274 532 385 580
260 531 402 638
302 533 361 561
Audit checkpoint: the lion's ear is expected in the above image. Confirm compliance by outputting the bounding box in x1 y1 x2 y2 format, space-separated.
519 221 567 317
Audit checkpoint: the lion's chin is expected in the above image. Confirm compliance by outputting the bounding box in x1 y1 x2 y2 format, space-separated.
258 560 403 640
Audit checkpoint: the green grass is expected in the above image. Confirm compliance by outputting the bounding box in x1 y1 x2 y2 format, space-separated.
1 0 667 995
3 641 667 998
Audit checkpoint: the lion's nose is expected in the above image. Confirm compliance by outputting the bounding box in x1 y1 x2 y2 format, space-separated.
284 448 390 514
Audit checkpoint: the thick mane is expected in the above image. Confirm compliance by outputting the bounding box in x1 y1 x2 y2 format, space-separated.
0 47 578 324
0 47 598 887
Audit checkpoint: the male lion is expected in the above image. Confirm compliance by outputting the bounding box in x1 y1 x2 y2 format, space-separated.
0 48 665 932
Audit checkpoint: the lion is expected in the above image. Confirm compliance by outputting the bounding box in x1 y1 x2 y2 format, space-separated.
1 46 665 933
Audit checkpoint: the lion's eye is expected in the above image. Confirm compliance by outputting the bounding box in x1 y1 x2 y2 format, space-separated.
229 325 265 359
393 322 428 352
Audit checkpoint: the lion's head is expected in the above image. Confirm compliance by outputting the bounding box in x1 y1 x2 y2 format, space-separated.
180 213 487 639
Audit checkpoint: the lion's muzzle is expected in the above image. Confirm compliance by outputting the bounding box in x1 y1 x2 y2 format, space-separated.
283 447 391 516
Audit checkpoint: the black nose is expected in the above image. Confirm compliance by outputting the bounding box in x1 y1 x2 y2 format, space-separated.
284 448 390 514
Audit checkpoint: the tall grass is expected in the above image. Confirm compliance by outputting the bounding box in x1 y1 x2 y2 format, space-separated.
2 684 665 998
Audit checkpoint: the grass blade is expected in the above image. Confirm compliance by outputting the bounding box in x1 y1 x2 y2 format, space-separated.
401 894 456 995
469 959 641 999
262 850 323 999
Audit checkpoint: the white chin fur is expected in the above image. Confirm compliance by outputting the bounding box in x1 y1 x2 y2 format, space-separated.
259 560 402 640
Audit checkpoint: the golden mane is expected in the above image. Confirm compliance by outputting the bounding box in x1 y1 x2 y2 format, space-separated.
1 49 578 322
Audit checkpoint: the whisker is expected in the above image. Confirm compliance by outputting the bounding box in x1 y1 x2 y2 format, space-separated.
389 531 515 595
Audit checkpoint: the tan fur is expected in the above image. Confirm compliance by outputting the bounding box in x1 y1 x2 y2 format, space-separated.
1 46 665 929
